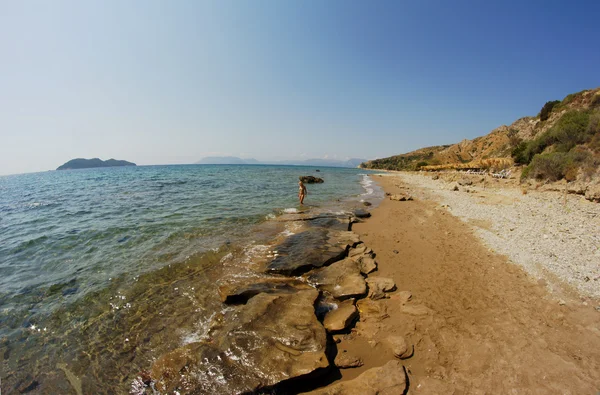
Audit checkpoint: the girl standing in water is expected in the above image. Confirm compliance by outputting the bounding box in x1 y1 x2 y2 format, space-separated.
298 179 307 205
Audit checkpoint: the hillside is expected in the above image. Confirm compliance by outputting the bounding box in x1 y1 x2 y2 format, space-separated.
361 88 600 182
57 158 136 170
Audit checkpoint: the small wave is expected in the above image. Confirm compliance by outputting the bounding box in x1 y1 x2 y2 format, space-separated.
360 175 375 196
283 208 298 214
265 213 276 220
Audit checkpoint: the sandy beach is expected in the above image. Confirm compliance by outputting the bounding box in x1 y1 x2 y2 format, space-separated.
329 172 600 394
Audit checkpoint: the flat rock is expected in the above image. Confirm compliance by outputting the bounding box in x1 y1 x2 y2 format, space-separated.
386 335 413 359
218 277 312 304
150 289 328 394
306 360 407 395
323 300 358 332
266 227 354 275
366 277 396 300
334 352 363 368
307 258 367 300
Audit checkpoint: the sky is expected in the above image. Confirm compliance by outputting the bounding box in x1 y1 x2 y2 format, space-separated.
1 1 599 175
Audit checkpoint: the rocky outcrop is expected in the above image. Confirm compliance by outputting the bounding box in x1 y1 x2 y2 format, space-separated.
150 289 328 394
323 300 358 332
300 176 324 183
307 258 367 300
305 360 407 395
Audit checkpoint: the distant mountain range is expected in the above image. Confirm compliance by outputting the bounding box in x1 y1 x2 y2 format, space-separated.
195 157 365 168
57 158 136 170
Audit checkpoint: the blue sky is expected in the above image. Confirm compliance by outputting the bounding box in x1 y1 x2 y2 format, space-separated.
1 0 599 175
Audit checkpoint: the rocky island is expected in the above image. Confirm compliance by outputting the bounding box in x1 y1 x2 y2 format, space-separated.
56 158 136 170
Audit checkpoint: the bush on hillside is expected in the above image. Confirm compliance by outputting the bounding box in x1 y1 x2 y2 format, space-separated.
523 150 592 182
540 100 560 122
513 110 591 165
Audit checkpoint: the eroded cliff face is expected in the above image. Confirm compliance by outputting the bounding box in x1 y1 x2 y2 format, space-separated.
362 87 600 172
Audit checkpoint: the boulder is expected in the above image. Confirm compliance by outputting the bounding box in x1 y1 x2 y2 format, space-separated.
334 352 363 369
366 277 396 300
452 184 460 191
218 277 312 304
305 360 407 395
385 335 413 359
458 178 473 186
362 201 372 206
353 208 371 218
585 184 600 202
307 258 367 300
389 194 413 201
300 175 324 184
323 300 358 332
150 289 328 394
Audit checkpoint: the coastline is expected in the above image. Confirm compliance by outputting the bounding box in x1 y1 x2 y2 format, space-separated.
333 173 600 393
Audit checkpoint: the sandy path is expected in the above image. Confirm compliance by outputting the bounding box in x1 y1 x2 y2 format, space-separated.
339 174 600 394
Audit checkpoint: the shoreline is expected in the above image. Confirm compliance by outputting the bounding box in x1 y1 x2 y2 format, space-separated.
333 173 600 393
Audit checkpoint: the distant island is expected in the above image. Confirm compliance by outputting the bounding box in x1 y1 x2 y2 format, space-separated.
195 156 365 168
56 158 137 170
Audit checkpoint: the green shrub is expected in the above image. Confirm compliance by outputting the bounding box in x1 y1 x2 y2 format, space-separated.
415 161 429 169
511 141 529 164
514 110 592 165
540 100 560 121
523 149 593 181
591 93 600 108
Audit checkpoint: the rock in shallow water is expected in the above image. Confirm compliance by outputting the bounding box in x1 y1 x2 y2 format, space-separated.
334 352 363 368
218 277 312 304
305 360 407 394
266 222 359 275
150 289 328 394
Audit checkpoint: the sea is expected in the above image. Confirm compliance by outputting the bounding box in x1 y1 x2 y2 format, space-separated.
0 164 382 393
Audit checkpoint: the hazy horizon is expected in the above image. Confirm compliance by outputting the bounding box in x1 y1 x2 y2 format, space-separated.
2 1 599 176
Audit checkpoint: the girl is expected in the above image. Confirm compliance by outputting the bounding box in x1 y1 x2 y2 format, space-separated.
298 179 307 204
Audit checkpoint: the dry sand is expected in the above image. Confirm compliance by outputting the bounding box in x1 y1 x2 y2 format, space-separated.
335 173 600 394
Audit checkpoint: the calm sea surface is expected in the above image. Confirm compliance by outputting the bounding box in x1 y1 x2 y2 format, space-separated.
0 164 381 393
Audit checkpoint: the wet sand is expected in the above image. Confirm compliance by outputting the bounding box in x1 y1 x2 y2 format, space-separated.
337 174 600 393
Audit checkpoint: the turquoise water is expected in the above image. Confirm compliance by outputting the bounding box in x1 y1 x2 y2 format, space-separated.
0 164 380 393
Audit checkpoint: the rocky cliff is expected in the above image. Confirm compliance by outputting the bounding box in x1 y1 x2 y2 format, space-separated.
361 87 600 177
